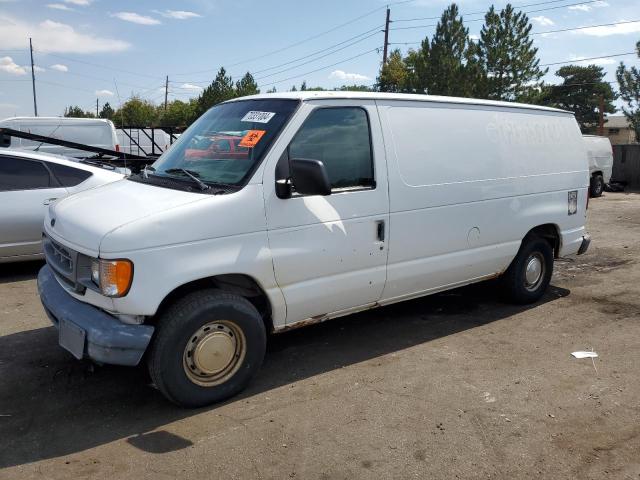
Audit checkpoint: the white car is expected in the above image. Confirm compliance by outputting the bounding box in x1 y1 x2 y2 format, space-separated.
0 149 124 263
38 92 590 407
0 117 119 158
583 135 614 197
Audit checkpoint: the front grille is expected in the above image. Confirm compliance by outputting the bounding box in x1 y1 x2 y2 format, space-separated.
43 234 84 293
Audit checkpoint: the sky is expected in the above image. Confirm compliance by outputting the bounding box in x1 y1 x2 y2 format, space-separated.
0 0 638 119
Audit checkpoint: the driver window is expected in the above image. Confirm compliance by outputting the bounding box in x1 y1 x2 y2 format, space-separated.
288 107 374 191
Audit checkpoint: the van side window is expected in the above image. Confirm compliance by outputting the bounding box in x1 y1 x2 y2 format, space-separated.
0 157 52 191
47 162 92 187
288 107 374 190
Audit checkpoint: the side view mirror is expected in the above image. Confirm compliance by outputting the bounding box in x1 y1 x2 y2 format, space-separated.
290 158 331 197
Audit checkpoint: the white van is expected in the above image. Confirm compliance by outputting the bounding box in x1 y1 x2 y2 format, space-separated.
583 135 613 197
0 117 119 158
116 128 171 157
37 92 590 407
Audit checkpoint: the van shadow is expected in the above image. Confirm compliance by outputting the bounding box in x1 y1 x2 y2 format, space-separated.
0 282 569 469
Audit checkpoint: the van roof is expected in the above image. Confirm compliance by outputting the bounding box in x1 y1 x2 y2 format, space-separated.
227 91 570 114
0 117 113 125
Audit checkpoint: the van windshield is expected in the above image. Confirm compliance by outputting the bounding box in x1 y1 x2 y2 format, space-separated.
149 99 299 187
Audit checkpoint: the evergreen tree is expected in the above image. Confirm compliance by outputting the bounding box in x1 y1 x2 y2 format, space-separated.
424 4 472 96
64 105 94 118
404 40 430 94
300 81 307 91
541 65 616 132
476 4 546 101
235 72 260 97
98 102 114 120
616 40 640 140
196 67 235 116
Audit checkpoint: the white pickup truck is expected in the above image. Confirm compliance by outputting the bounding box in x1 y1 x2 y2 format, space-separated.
583 135 614 197
38 92 590 407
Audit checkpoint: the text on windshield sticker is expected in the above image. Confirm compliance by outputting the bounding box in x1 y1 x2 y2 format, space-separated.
239 130 266 148
241 111 276 123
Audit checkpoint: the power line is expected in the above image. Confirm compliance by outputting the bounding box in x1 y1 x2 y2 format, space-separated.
258 47 381 88
393 0 582 22
390 0 604 30
389 20 640 45
40 52 164 81
540 51 637 67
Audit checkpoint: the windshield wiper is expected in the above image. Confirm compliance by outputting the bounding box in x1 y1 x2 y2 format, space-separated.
163 168 211 191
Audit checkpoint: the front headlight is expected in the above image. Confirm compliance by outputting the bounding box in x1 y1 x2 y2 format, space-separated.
91 258 133 297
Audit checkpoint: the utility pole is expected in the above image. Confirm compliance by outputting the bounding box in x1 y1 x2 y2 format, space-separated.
598 94 604 136
29 38 38 117
382 8 391 66
96 98 99 117
164 75 169 112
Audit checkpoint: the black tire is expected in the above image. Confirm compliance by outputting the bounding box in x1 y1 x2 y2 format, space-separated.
501 236 554 304
148 289 266 408
590 174 604 197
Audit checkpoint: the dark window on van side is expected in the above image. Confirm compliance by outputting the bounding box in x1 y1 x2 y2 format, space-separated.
288 107 374 190
0 156 51 191
48 162 92 187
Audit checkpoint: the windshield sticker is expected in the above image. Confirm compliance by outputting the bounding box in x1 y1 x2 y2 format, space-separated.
241 111 276 123
239 130 266 148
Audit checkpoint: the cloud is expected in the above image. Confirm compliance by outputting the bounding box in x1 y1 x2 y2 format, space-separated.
179 83 204 91
50 63 68 72
95 89 114 97
47 3 73 10
531 16 554 26
32 65 46 73
0 56 27 75
0 16 130 53
64 0 91 5
155 10 201 20
573 20 640 36
469 33 480 40
568 0 608 11
329 70 370 82
111 12 161 25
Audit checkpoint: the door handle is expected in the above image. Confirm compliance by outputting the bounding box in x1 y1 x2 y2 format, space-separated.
376 220 385 242
43 198 58 206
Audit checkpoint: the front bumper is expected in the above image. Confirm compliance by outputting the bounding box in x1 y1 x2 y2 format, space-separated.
37 265 154 366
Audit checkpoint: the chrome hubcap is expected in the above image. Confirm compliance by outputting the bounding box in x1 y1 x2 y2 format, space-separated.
183 321 246 387
524 253 544 291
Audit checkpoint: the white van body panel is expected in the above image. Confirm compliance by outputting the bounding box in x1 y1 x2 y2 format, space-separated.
377 101 588 302
41 92 588 333
261 99 389 324
0 117 118 158
583 135 613 183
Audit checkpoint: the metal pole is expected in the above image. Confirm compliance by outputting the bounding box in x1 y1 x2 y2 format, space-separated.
164 75 169 112
598 94 604 136
29 38 38 117
96 98 99 117
382 8 391 65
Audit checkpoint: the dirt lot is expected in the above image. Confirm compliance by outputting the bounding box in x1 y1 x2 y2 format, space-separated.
1 192 639 480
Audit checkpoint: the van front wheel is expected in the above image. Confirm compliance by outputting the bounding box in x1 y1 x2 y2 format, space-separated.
590 174 604 197
148 290 266 408
501 236 553 304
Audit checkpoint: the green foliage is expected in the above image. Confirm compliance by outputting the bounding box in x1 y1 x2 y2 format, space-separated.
112 96 157 127
196 67 235 116
378 49 409 92
159 99 198 127
337 84 372 92
476 4 547 100
235 72 260 97
98 102 114 120
540 65 616 132
64 106 95 118
616 40 640 140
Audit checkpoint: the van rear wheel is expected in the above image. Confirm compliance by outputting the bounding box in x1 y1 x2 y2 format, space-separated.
148 289 266 408
590 174 604 197
501 236 553 304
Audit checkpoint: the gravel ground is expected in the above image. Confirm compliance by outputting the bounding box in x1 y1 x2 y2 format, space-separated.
0 192 639 480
